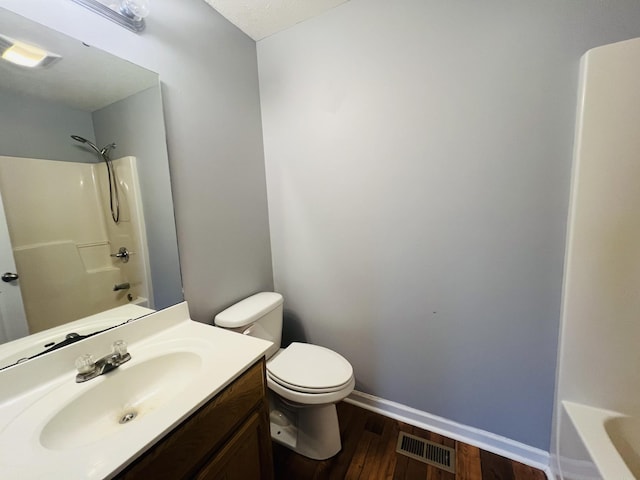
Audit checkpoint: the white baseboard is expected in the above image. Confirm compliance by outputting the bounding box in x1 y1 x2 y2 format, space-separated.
345 390 551 477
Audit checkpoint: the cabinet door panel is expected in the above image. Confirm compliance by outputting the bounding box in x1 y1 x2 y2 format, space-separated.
196 411 272 480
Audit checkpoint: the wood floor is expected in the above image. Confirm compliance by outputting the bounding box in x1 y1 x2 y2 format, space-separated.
273 402 546 480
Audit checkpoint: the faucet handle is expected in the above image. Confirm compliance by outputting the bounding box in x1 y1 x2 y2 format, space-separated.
75 354 95 374
112 340 128 358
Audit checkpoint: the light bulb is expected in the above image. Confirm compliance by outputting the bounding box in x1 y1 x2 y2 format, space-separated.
120 0 150 19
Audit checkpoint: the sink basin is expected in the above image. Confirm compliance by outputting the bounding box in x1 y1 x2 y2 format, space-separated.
605 416 640 477
0 302 274 480
40 351 202 450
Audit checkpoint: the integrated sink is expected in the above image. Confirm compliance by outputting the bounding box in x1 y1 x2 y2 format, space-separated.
40 351 202 450
0 302 274 479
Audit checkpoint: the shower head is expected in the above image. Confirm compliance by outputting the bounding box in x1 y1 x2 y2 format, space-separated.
70 134 89 143
71 135 102 156
70 135 116 157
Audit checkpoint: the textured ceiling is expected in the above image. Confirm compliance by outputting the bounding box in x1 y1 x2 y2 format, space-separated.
202 0 350 41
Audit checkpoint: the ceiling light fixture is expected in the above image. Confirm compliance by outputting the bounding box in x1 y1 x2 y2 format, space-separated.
71 0 151 33
0 35 61 68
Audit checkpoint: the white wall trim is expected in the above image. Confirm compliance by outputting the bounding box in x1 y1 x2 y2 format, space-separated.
345 390 551 477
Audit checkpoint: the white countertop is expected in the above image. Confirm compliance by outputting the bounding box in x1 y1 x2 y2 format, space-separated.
0 302 272 479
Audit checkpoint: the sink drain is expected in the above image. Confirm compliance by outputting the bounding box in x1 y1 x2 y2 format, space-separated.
119 411 137 424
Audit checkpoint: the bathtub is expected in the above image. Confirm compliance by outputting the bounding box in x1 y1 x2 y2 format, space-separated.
564 401 640 479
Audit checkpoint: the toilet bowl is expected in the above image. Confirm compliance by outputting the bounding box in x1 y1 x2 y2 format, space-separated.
214 292 355 460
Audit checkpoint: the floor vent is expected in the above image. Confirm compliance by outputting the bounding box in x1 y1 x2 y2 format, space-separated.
396 432 456 474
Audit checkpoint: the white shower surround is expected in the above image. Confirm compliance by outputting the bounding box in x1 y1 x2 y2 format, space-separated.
551 36 640 480
0 155 152 334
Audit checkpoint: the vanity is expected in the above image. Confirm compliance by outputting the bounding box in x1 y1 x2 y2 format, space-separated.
0 303 275 479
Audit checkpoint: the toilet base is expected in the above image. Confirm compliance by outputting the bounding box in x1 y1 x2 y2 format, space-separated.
269 394 342 460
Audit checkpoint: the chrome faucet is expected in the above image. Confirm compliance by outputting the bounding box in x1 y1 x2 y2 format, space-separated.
75 340 131 383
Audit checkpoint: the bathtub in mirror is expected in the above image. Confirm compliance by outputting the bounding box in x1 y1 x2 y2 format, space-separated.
0 7 183 367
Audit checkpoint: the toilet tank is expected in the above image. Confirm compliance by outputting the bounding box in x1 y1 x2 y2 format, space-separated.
214 292 283 359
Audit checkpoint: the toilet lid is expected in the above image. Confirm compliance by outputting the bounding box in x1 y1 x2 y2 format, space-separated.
267 342 353 391
267 371 353 394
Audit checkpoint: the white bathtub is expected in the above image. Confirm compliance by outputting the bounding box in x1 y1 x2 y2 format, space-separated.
564 401 640 479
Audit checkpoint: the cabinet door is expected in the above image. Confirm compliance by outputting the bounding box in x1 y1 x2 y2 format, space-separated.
196 410 273 480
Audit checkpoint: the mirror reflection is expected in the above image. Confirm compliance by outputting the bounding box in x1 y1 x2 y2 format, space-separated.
0 7 183 367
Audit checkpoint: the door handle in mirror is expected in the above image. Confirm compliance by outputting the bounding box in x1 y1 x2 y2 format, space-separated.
1 272 19 282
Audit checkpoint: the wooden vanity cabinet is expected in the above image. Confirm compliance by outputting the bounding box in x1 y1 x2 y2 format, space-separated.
116 358 274 480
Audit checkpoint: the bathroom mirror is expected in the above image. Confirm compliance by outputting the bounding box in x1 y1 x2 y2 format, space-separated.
0 8 183 367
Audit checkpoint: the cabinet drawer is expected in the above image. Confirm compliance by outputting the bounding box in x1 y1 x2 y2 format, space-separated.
117 358 266 480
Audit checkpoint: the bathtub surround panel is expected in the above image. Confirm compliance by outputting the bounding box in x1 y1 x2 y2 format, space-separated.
551 37 640 479
97 156 153 307
0 157 105 246
1 0 274 320
0 155 149 333
257 0 640 451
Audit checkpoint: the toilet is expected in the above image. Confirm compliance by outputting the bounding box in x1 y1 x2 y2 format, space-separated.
214 292 355 460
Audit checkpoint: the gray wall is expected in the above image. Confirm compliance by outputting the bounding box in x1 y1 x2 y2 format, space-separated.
93 86 182 310
257 0 640 450
1 0 274 321
0 87 95 162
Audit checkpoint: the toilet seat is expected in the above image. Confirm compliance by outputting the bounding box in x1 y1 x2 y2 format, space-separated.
267 371 353 394
267 373 355 406
266 342 353 391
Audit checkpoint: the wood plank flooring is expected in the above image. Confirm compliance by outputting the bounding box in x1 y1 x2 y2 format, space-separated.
273 402 546 480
